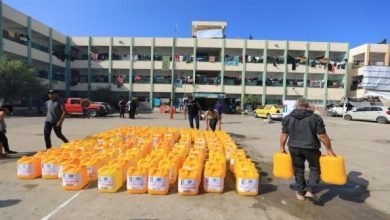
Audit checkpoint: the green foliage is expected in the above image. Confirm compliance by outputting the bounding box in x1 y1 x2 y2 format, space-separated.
90 86 117 104
244 94 262 106
0 58 45 103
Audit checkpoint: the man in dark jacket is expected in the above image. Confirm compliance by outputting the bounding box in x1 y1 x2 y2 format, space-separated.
279 98 336 201
184 95 202 129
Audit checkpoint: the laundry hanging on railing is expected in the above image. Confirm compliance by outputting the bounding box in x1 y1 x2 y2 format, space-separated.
162 56 170 70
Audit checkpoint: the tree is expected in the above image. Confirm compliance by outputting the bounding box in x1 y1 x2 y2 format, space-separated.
244 94 262 108
90 86 117 104
0 58 45 103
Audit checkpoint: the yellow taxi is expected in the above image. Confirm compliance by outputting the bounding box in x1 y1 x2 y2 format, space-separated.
254 105 284 119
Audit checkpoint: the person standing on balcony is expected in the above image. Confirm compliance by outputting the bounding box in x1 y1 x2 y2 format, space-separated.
184 95 202 129
44 90 69 149
279 98 336 201
0 105 18 155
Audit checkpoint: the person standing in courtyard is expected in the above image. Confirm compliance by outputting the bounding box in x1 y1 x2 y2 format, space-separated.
169 103 175 120
214 100 224 123
129 97 138 119
279 98 336 201
184 95 202 129
44 90 69 149
80 98 90 119
205 107 221 131
0 105 18 154
118 99 126 118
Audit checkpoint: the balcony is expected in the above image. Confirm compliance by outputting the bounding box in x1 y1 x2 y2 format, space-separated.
175 62 194 70
195 85 222 93
244 86 263 95
31 47 49 63
133 84 151 92
3 38 27 57
286 87 304 96
112 60 130 69
266 87 284 95
246 63 264 72
175 84 195 93
133 61 152 69
196 62 221 71
224 85 242 94
328 88 345 100
153 84 172 93
306 88 324 100
267 64 284 72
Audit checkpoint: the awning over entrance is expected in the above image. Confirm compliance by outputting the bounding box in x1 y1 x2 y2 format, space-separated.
194 93 225 99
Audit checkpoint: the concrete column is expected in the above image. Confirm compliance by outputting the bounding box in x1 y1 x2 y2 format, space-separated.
149 38 154 107
87 36 92 98
0 1 3 58
282 41 288 101
48 28 53 89
221 39 225 93
27 16 32 63
343 43 350 98
364 44 370 66
262 41 268 105
129 38 133 99
171 37 176 102
323 43 330 106
192 38 197 93
303 42 309 99
241 40 247 110
108 37 112 89
385 44 390 66
65 36 71 98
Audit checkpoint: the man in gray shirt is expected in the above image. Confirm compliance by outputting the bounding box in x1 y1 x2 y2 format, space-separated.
44 90 68 149
280 98 336 201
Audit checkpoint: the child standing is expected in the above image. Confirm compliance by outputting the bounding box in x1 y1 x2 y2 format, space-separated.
169 104 175 120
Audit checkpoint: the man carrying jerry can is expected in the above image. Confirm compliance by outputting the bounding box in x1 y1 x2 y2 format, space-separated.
279 98 336 201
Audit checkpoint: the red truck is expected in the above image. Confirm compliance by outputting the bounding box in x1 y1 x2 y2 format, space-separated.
64 98 106 117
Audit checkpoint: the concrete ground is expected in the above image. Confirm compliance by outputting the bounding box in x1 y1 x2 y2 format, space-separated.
0 112 389 220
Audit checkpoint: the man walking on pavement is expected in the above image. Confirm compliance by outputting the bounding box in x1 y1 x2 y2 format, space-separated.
44 90 69 149
279 98 336 201
0 105 18 155
184 95 202 129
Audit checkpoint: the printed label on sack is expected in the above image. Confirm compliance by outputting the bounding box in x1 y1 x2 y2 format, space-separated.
127 176 146 190
204 177 223 191
42 163 58 176
178 178 197 193
87 166 97 179
148 176 167 191
62 173 81 187
17 164 33 176
237 178 258 193
98 176 115 190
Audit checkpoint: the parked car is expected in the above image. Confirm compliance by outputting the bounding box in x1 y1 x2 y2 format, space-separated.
327 102 354 117
254 104 284 120
343 106 390 124
93 102 113 114
64 98 105 117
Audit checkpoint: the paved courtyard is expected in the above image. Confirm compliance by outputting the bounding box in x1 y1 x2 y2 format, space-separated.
1 112 389 220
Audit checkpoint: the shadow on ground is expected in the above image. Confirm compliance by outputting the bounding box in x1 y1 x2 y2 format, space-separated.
0 199 21 208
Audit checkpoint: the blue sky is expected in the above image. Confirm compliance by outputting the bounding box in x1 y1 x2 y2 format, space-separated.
4 0 390 47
